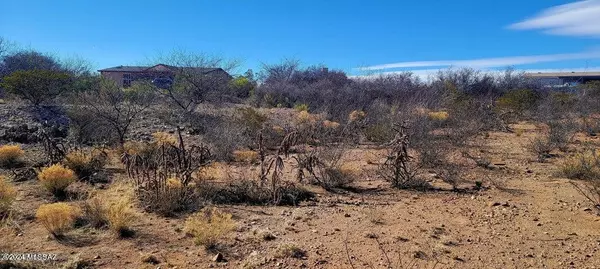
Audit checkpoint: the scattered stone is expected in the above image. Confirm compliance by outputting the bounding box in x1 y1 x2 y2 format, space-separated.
212 253 225 263
141 254 160 265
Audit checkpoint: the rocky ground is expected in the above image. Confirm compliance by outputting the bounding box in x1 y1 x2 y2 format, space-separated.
1 101 600 269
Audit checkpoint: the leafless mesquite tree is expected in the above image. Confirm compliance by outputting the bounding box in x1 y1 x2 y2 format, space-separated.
73 79 155 145
152 50 239 115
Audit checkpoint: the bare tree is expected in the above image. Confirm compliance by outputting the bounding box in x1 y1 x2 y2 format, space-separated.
152 50 238 115
72 79 155 145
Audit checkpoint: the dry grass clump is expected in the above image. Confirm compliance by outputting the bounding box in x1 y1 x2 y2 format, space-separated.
63 149 107 180
296 110 319 125
184 207 236 249
35 202 81 237
427 111 449 121
0 176 17 219
275 243 306 259
348 110 366 123
323 120 341 129
38 164 76 197
152 131 177 147
198 162 228 181
0 144 24 167
232 150 259 163
81 196 108 229
106 196 136 237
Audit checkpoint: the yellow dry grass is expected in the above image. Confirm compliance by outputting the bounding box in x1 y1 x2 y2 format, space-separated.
35 202 81 236
184 207 236 249
0 144 24 166
232 150 259 163
38 164 76 195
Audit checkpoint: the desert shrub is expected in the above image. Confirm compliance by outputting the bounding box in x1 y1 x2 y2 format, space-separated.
323 120 340 129
0 144 24 167
294 103 309 112
0 176 17 219
81 196 107 229
581 117 600 136
348 110 366 123
560 149 600 180
72 79 155 145
232 150 259 163
378 124 429 189
63 149 108 181
38 164 76 197
106 196 136 237
562 149 600 210
496 89 540 115
294 147 356 190
35 202 81 237
275 243 306 258
547 121 575 152
67 108 117 145
184 207 236 249
0 69 72 106
529 137 555 162
363 123 394 144
237 107 267 134
123 133 211 216
196 178 314 206
205 117 252 161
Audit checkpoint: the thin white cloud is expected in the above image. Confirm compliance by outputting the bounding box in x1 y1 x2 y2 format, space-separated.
509 0 600 37
351 67 600 81
358 50 600 71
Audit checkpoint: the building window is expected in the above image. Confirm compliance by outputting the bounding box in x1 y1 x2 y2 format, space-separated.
123 74 133 87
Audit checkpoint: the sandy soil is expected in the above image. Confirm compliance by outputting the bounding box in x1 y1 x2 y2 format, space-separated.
2 122 600 269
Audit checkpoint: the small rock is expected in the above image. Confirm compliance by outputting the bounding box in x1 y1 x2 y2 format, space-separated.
212 253 225 263
141 254 160 265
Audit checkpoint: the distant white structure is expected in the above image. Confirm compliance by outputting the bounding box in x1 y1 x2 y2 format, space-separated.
525 72 600 88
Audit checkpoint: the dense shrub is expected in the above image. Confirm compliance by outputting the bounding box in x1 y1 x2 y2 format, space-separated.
0 69 72 106
184 207 236 249
0 144 24 167
35 202 81 237
38 164 76 197
0 176 16 219
496 89 540 115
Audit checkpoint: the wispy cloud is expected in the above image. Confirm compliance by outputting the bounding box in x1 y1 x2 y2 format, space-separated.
509 0 600 37
351 67 600 80
357 50 600 71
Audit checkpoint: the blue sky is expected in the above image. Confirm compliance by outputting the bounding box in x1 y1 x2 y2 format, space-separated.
2 0 600 76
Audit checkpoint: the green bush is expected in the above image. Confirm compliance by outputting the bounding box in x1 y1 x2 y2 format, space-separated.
0 69 72 106
497 89 540 114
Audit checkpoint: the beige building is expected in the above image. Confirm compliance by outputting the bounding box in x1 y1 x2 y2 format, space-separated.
98 64 232 88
